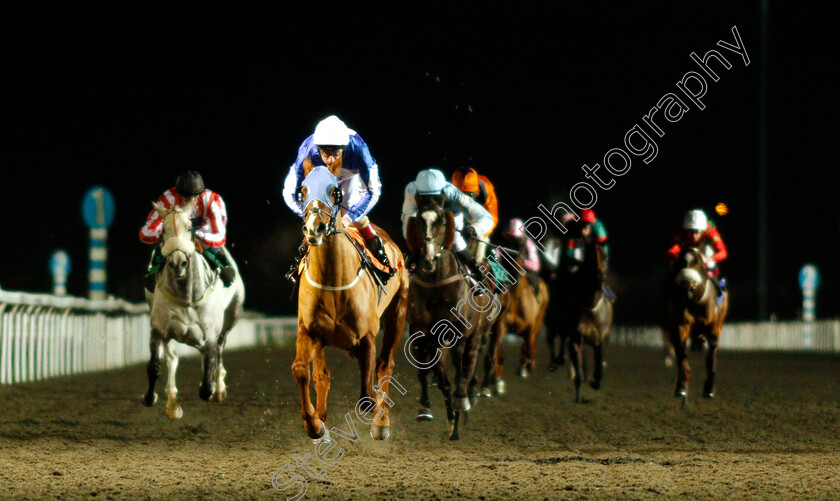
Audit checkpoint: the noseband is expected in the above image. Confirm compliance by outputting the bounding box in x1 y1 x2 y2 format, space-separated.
304 203 340 236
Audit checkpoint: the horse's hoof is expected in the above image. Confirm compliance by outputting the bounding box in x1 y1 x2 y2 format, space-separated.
469 395 478 409
454 397 471 412
495 380 506 395
141 392 158 407
166 405 184 420
211 389 227 403
416 407 434 421
589 380 601 390
480 387 493 398
703 391 715 399
308 422 329 444
518 367 529 379
370 424 390 440
449 431 460 441
675 388 687 399
548 363 558 372
575 395 582 404
199 384 213 402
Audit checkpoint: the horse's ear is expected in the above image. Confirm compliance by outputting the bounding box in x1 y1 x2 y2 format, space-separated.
152 201 168 217
405 217 421 252
443 211 456 250
302 157 314 177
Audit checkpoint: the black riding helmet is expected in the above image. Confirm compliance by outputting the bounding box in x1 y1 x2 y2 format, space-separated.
175 171 205 197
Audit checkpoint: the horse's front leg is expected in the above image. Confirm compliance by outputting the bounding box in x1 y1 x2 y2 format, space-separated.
413 334 435 421
211 344 227 403
568 333 584 404
141 335 163 407
673 325 691 401
481 319 503 397
312 345 330 425
164 341 183 419
372 297 407 441
462 332 484 408
292 330 324 441
590 342 604 390
199 341 218 402
703 332 719 399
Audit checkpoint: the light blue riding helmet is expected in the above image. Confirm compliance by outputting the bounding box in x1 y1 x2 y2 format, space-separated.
415 169 447 195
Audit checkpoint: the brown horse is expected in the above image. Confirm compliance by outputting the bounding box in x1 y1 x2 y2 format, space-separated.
491 237 549 385
547 237 613 403
664 247 729 403
292 167 409 441
404 198 498 440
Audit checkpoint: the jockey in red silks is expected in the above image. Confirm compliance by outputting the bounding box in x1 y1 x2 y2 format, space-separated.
502 218 542 291
139 171 235 292
667 209 728 293
283 115 393 284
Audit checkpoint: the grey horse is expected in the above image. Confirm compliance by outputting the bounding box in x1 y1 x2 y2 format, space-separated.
141 199 245 419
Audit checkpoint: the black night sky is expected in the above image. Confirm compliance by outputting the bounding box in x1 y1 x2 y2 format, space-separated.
2 2 836 323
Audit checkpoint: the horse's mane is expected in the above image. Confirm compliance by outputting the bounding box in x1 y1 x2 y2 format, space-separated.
302 157 343 178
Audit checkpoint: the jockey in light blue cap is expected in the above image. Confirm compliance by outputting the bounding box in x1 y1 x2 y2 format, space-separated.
283 115 393 284
401 169 494 277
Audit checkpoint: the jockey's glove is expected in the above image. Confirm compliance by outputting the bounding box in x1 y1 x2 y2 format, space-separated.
463 225 478 240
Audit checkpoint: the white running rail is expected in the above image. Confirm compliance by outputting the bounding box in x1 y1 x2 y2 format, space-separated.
612 319 840 352
0 289 297 385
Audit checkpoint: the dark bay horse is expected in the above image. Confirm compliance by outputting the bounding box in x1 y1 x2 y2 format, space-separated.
547 237 613 403
293 167 409 441
404 198 498 440
664 247 729 403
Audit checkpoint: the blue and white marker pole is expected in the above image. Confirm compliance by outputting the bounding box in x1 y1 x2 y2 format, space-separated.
81 187 116 301
49 250 71 296
798 263 820 349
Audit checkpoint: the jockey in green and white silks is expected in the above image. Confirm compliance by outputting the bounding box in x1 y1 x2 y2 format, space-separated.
139 171 236 291
401 169 494 277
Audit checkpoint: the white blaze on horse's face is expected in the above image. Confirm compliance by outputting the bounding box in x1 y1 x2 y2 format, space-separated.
420 210 439 273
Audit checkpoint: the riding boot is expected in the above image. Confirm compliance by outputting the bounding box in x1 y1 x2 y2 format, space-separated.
214 249 236 287
456 248 483 279
285 240 308 284
365 235 394 285
144 246 163 293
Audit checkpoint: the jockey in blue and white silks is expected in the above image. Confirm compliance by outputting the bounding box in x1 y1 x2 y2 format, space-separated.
282 117 381 222
401 169 494 277
283 115 393 284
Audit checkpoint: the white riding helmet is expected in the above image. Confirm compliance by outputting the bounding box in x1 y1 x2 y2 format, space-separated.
313 115 352 146
683 209 708 231
415 169 447 195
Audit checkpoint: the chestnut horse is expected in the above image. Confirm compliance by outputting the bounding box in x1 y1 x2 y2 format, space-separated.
547 237 613 403
404 198 498 440
491 238 549 385
664 247 729 403
293 167 409 441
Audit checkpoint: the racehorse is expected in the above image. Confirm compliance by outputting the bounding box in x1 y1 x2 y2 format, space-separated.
293 167 409 442
404 198 497 440
491 237 549 384
664 246 729 403
547 237 613 403
142 199 245 419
